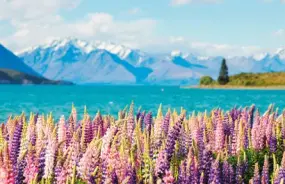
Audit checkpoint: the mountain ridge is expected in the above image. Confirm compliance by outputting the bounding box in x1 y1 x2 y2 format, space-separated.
18 38 285 85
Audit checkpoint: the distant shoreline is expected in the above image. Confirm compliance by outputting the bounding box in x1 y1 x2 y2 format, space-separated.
181 85 285 90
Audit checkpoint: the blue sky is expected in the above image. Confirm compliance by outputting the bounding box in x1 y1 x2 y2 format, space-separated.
0 0 285 56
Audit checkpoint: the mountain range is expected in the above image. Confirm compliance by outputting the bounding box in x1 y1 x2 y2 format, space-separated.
0 44 73 85
4 37 285 85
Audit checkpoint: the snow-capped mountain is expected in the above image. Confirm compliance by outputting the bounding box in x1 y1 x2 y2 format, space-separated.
18 38 285 85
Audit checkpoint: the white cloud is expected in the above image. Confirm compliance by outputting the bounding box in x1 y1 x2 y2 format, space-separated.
171 0 221 6
274 29 285 37
2 12 157 52
189 42 269 57
0 0 80 21
0 0 279 57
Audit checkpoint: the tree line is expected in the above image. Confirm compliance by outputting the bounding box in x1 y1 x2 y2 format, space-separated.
200 58 229 85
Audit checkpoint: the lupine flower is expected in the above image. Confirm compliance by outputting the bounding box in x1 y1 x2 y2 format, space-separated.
127 102 135 139
162 110 171 136
2 104 285 183
215 114 224 152
155 112 185 178
163 170 175 184
15 158 26 184
209 157 221 184
43 133 57 179
144 112 152 135
262 155 269 184
57 115 66 144
10 120 23 168
253 163 260 184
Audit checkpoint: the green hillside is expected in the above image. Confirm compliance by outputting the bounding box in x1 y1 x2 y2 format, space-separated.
227 72 285 86
0 68 73 85
200 72 285 87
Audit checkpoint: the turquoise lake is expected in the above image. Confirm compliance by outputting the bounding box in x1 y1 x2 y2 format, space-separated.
0 85 285 121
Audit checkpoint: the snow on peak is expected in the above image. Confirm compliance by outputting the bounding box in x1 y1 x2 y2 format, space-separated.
95 41 131 58
19 38 140 59
275 48 285 59
171 50 183 57
45 38 96 53
252 53 269 61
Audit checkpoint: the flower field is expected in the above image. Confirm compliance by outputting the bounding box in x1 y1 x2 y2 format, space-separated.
1 103 285 184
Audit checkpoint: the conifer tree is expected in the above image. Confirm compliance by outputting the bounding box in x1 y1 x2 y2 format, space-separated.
218 58 229 85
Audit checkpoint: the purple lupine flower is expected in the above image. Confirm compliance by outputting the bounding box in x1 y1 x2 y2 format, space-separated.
236 157 247 184
37 148 46 181
230 108 239 122
164 113 185 160
192 122 204 160
66 115 75 147
138 111 145 130
85 116 93 144
261 155 269 184
102 116 111 135
54 161 63 184
265 119 273 145
155 112 185 178
162 111 171 136
274 167 285 184
223 114 231 136
222 160 230 184
209 158 221 184
111 169 119 184
15 158 26 184
177 128 190 158
189 157 199 183
155 150 168 178
11 120 23 168
177 160 188 184
88 175 96 184
100 161 108 184
253 163 260 184
199 149 213 183
231 124 238 155
144 112 152 135
269 133 277 153
229 164 235 184
92 112 103 138
126 166 136 184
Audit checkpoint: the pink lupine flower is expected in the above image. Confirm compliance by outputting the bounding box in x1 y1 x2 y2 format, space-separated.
43 134 57 178
24 151 38 183
214 115 224 152
77 141 100 182
58 115 66 144
0 167 8 184
163 170 175 184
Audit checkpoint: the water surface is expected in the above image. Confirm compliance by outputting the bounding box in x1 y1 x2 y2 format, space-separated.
0 85 284 121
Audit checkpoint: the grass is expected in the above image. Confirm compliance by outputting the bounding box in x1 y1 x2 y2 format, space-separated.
196 72 285 89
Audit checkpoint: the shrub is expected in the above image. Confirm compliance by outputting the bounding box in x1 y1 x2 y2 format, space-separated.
200 76 215 85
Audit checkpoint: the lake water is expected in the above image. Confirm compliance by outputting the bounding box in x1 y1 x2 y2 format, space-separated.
0 85 285 121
